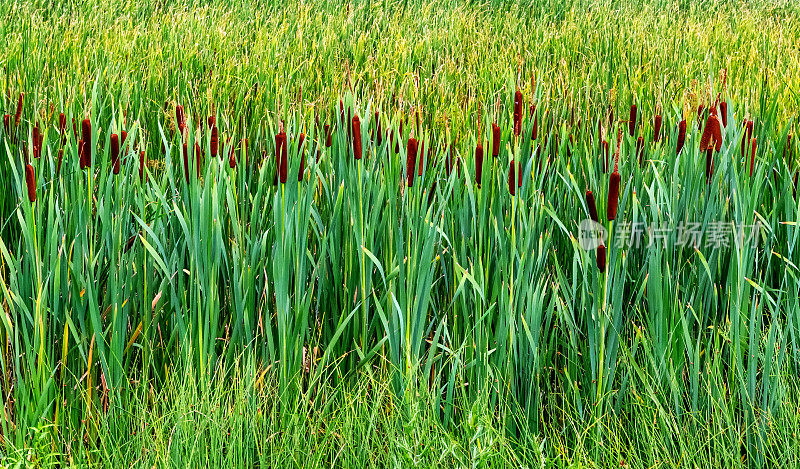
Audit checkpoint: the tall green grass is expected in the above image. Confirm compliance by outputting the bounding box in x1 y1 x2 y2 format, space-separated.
1 0 800 466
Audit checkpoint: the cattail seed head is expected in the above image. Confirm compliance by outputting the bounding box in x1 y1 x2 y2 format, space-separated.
513 89 523 137
32 125 40 159
406 137 418 187
58 113 66 134
531 115 538 141
676 120 687 155
208 115 216 128
508 159 516 196
491 123 500 157
211 125 219 158
81 119 92 167
25 163 35 203
229 145 237 169
279 131 288 184
374 112 383 146
475 143 484 188
719 101 728 127
110 133 120 174
585 190 599 222
324 124 332 147
352 116 362 160
121 130 128 147
750 137 757 177
14 93 23 128
3 115 9 135
653 115 662 142
176 105 186 134
628 104 637 136
607 171 621 221
596 244 606 273
418 140 425 176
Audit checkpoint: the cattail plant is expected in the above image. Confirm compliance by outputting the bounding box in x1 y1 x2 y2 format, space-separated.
110 133 120 175
531 113 538 141
706 149 713 184
352 116 362 160
229 144 237 169
596 244 606 273
211 125 219 158
406 137 418 187
3 114 9 136
491 123 500 157
697 104 705 127
508 159 516 196
653 114 662 142
25 162 36 203
475 142 484 188
750 137 757 177
518 160 522 188
585 190 599 222
720 101 728 127
513 89 523 137
676 119 687 155
700 115 722 152
208 115 216 127
58 113 67 145
81 119 92 167
785 134 793 170
602 139 609 173
79 140 86 169
628 104 637 136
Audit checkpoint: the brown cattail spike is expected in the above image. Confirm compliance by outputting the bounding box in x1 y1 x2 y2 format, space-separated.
608 171 621 221
211 126 219 158
475 143 484 188
585 190 599 223
653 115 662 142
279 132 288 184
176 105 186 134
110 133 120 174
491 124 501 157
750 137 757 177
406 137 418 187
14 93 23 128
81 119 92 167
352 116 362 160
25 163 36 203
508 159 516 196
677 120 687 155
719 102 728 128
324 124 332 147
513 89 523 137
628 104 637 136
596 244 607 273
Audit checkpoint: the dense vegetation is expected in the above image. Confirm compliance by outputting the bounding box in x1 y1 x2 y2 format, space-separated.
1 0 800 466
